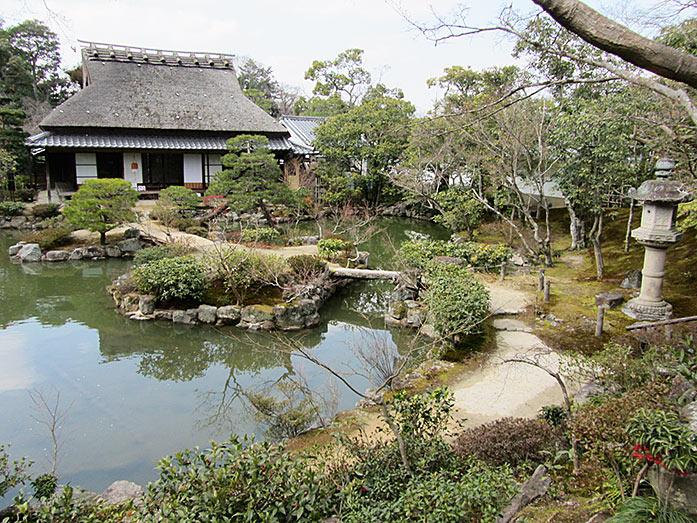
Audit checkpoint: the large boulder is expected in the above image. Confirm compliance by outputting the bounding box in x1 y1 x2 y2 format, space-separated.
105 245 121 258
217 305 241 325
8 242 25 256
117 238 142 254
84 246 106 259
16 243 42 262
138 295 157 315
44 250 70 262
197 304 218 324
69 248 87 260
621 269 642 290
241 304 275 325
574 380 621 405
123 228 141 239
172 309 197 325
273 303 307 331
100 480 144 506
10 216 27 228
649 467 697 516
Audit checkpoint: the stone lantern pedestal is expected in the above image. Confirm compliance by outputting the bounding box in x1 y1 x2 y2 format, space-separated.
623 159 693 321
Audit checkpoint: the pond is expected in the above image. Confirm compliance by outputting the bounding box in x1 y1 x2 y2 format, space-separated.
0 217 449 501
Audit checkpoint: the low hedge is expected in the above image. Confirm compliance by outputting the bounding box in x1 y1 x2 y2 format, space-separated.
398 239 510 272
317 238 353 260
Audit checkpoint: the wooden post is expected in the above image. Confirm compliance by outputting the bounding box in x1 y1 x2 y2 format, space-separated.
665 311 674 340
544 279 551 303
538 270 545 292
595 307 605 337
499 263 506 282
45 157 52 203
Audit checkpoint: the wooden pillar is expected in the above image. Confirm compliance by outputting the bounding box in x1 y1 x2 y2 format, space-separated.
544 279 551 303
45 155 52 203
595 307 605 337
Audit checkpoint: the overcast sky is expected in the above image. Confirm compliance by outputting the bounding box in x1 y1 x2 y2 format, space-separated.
3 0 657 114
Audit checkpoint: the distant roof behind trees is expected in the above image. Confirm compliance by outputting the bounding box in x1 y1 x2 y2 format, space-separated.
39 41 287 135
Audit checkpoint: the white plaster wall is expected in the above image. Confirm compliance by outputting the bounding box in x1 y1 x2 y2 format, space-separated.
75 153 97 184
123 152 142 188
184 154 202 184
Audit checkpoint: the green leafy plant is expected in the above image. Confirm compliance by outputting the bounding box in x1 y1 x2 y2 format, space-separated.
433 186 485 238
421 260 490 338
62 179 138 245
628 409 697 475
133 256 208 303
240 226 281 244
539 405 568 427
1 444 31 497
30 473 58 499
22 226 73 250
454 417 559 469
317 237 352 260
606 495 696 523
0 201 25 217
30 203 60 219
143 436 339 522
249 381 318 441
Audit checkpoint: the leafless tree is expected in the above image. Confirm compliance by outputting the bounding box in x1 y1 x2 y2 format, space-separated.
28 388 71 475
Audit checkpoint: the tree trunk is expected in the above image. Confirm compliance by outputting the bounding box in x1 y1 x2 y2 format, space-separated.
532 0 697 90
624 199 635 253
258 200 276 228
589 211 605 280
566 200 586 250
100 231 107 245
508 207 516 247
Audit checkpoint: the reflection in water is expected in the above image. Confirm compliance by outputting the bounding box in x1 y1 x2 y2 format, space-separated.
0 218 449 497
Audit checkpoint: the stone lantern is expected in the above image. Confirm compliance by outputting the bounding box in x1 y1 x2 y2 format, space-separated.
623 158 693 321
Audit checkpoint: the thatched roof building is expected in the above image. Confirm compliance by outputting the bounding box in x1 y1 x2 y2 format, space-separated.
27 42 294 197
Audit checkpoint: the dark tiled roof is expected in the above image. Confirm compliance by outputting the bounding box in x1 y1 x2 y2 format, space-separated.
279 115 326 155
26 131 293 151
39 42 287 135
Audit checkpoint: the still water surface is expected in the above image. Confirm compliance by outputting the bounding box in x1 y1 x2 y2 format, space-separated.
0 218 449 496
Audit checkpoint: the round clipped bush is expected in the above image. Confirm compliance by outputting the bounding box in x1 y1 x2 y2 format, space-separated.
158 185 201 211
422 260 490 338
133 256 208 303
240 227 281 244
454 417 558 468
0 201 26 217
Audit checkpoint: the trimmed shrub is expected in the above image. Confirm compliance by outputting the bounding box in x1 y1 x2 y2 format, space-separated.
0 201 25 217
132 245 189 267
22 226 73 250
240 227 281 244
399 239 510 272
133 256 208 303
454 417 558 469
31 203 61 219
157 185 201 211
15 188 36 202
317 238 353 260
206 248 287 305
287 254 327 281
422 261 490 338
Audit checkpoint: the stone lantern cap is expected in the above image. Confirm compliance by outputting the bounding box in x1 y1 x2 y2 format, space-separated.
628 158 693 204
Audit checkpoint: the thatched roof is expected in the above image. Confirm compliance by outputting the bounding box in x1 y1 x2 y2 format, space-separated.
40 42 287 135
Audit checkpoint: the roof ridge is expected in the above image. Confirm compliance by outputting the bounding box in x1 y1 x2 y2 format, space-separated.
79 41 235 69
279 115 327 121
